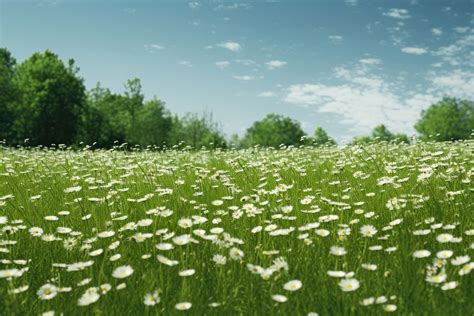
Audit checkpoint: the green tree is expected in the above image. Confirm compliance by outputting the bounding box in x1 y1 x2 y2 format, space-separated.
170 112 227 149
83 80 173 148
11 50 86 146
351 124 409 145
351 135 372 145
313 127 336 146
0 48 18 142
371 124 409 143
130 98 173 147
415 97 474 141
242 113 306 148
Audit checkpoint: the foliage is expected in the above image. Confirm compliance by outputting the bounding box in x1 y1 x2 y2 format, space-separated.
312 127 336 146
351 125 409 145
415 96 474 141
0 48 18 142
10 50 86 146
1 48 473 149
242 113 306 148
169 112 227 149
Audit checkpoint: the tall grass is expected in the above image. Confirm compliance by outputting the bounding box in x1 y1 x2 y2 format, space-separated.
0 141 472 315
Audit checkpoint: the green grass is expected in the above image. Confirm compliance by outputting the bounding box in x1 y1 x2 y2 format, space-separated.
0 141 473 315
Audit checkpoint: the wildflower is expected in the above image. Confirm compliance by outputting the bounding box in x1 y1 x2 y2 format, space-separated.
375 296 387 304
64 186 82 193
29 227 44 237
338 278 360 292
361 263 377 271
426 272 447 283
173 234 193 246
110 254 121 262
315 229 330 237
178 218 193 229
89 249 103 257
97 231 115 238
213 254 227 265
330 246 346 256
360 225 377 237
137 219 153 227
327 270 346 278
436 233 453 243
436 250 453 259
383 304 397 312
77 287 100 306
413 250 431 258
212 200 224 206
112 265 134 279
283 280 302 291
229 247 244 260
451 255 470 266
0 268 24 278
144 290 161 306
360 297 375 306
459 263 473 276
156 243 174 250
157 255 179 266
37 284 58 300
271 294 288 302
179 269 195 277
175 302 192 310
441 281 458 290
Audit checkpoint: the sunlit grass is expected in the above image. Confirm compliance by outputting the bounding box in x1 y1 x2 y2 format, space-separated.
0 141 473 315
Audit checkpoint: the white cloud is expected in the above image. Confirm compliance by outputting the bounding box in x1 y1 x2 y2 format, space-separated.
215 61 230 69
401 47 427 55
431 28 443 36
329 35 343 44
258 91 276 97
265 60 287 70
284 63 438 136
285 84 436 136
218 42 241 52
235 59 256 66
429 70 474 99
214 3 250 11
178 60 193 67
434 31 474 66
233 75 260 81
359 58 382 65
144 44 165 53
383 8 411 19
188 2 201 9
454 26 470 33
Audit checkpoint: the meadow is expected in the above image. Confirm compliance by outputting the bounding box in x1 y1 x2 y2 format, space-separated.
0 141 472 315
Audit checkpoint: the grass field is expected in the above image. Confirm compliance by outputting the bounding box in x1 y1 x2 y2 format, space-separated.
0 141 473 315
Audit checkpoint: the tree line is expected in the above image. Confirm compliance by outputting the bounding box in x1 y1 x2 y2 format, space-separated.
1 48 473 149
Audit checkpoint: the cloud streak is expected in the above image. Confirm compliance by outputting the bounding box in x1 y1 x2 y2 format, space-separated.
401 47 427 55
265 60 287 70
218 42 241 52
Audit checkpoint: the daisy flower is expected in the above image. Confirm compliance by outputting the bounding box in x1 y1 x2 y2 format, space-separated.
338 278 360 292
112 265 134 279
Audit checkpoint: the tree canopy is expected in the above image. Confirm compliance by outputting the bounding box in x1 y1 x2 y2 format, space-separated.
169 112 226 149
11 50 86 146
415 96 474 141
0 48 18 142
351 124 409 144
242 113 306 148
0 48 472 149
312 127 336 146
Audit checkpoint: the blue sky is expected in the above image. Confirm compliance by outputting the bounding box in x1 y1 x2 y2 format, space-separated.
1 0 473 143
